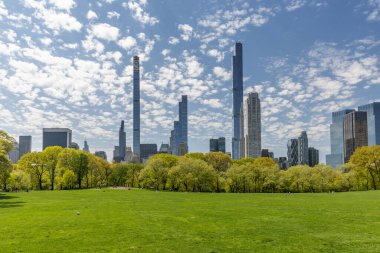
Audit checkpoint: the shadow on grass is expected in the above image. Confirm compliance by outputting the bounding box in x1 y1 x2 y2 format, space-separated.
0 194 24 208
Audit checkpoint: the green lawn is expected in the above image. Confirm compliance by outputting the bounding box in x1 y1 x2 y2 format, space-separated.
1 190 380 253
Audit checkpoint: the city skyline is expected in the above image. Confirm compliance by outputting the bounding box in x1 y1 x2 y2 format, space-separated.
0 1 379 161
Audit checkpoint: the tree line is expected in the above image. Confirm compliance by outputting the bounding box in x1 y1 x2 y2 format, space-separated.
1 130 380 192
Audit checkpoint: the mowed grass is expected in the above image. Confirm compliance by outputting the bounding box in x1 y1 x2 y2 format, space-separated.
1 190 380 253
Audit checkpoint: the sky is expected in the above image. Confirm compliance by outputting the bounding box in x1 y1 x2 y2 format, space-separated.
0 0 379 162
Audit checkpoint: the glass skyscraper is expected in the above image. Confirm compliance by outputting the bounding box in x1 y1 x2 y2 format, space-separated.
119 120 126 160
42 128 72 150
209 137 226 153
287 138 298 167
232 42 243 160
133 56 140 157
343 111 368 163
358 102 380 146
170 96 188 156
326 109 354 168
298 131 309 165
245 92 261 158
19 135 31 159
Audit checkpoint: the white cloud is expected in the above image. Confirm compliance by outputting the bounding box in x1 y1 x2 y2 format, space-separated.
123 0 159 26
117 36 137 50
40 37 52 46
286 0 306 12
213 66 231 81
90 23 120 41
203 99 223 108
366 0 380 21
207 49 224 62
168 36 180 45
178 24 193 41
86 10 98 20
48 0 76 11
107 11 120 19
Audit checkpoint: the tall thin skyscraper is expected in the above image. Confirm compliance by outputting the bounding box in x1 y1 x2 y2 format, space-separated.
358 102 380 145
133 56 140 156
179 95 188 153
326 109 354 168
287 139 298 167
119 120 126 159
83 139 90 153
245 92 261 158
343 111 368 163
232 42 243 160
298 131 309 165
19 135 31 159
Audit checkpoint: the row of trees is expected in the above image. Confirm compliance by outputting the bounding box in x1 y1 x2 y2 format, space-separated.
1 130 380 193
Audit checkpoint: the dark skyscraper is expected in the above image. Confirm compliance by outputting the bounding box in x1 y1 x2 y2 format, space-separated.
83 139 90 153
287 138 298 167
19 135 31 159
133 56 140 157
43 128 72 150
209 137 226 153
358 102 380 145
308 147 319 167
119 120 126 160
140 144 158 162
343 111 368 163
232 42 243 160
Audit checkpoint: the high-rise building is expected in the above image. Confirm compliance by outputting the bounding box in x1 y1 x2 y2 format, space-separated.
343 111 368 163
119 120 126 160
308 147 319 167
133 56 140 157
19 135 31 159
240 103 245 158
159 143 170 154
140 144 157 163
125 147 133 163
95 151 107 160
209 137 226 153
277 157 288 170
261 149 273 158
8 141 19 164
245 92 261 158
43 128 72 150
170 96 188 156
326 109 354 168
69 142 79 150
287 139 298 167
298 131 309 165
83 140 90 152
232 42 243 160
113 146 120 162
358 102 380 145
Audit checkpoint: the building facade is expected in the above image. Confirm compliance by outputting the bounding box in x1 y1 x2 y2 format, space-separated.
326 109 354 168
232 42 243 160
297 131 309 165
245 92 261 158
19 135 31 159
83 140 90 152
119 120 126 160
140 144 157 163
8 141 19 164
170 96 188 156
133 56 141 157
358 102 380 145
95 151 107 160
209 137 226 153
308 147 319 167
42 128 72 150
287 139 298 167
343 111 368 163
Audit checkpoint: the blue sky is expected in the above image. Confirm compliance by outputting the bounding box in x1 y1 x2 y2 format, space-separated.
0 0 379 161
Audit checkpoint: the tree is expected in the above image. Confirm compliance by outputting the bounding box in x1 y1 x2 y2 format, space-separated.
184 152 206 161
62 170 76 189
75 152 88 189
204 152 232 192
18 152 47 190
42 146 63 190
0 130 15 154
349 146 380 190
0 153 13 190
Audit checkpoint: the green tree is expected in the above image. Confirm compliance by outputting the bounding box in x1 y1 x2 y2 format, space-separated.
75 152 88 189
62 169 76 189
42 146 63 190
18 152 47 190
184 152 206 161
0 130 15 154
0 153 13 190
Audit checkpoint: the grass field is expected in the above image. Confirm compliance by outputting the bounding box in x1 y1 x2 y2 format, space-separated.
1 190 380 253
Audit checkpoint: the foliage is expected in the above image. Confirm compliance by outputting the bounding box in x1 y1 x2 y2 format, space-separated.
0 130 15 154
0 153 13 190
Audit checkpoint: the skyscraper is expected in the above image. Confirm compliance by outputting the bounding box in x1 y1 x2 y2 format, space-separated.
209 137 226 153
232 42 243 160
179 95 188 154
287 139 298 167
8 141 19 164
245 92 261 158
140 144 157 163
43 128 72 150
358 102 380 145
343 111 368 163
119 120 126 160
83 139 90 152
95 151 107 160
133 56 140 157
308 147 319 167
326 109 354 168
298 131 309 165
170 96 188 156
19 135 31 159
